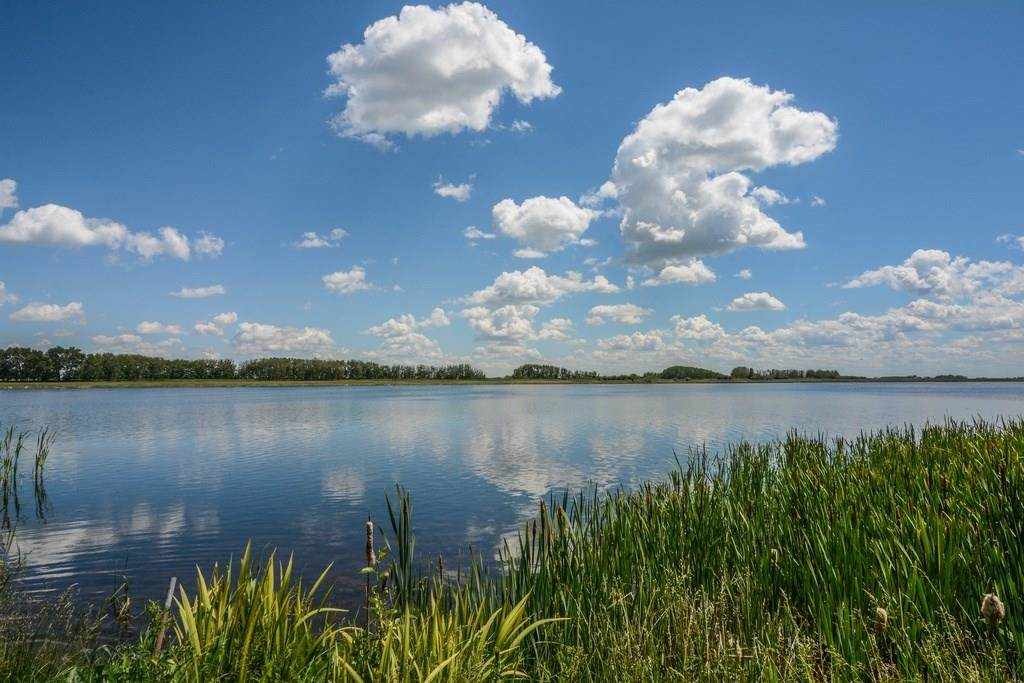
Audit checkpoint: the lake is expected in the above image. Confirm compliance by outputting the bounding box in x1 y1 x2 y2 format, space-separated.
2 382 1022 606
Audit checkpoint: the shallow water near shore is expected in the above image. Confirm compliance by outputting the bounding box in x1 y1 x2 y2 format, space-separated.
2 381 1022 607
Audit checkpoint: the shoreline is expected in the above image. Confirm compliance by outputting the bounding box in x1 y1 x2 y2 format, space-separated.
3 376 1022 390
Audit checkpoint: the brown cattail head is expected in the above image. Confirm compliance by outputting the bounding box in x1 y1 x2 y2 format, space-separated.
981 593 1005 626
365 520 376 567
874 606 888 633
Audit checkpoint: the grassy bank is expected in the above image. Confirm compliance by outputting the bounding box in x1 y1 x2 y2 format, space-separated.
2 419 1022 680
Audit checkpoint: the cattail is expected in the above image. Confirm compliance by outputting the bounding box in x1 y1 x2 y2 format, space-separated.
981 593 1005 626
365 520 375 567
874 606 888 633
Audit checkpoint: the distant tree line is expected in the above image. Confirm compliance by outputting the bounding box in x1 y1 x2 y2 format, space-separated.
0 346 485 382
237 357 485 381
729 367 842 380
511 364 599 380
660 365 726 380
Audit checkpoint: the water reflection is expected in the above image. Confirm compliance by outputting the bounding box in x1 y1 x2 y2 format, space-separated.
1 382 1022 605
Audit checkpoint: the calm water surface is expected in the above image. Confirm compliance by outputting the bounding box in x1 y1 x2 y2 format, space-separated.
1 382 1021 605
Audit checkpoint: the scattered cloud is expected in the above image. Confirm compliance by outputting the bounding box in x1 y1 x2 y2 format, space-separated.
751 186 792 206
843 249 1019 300
10 301 84 323
0 281 17 307
170 284 226 299
0 200 223 261
611 77 836 269
325 2 560 146
323 266 375 294
493 196 598 257
364 308 451 361
366 308 450 338
433 177 473 202
465 266 618 308
294 228 348 249
463 226 496 242
586 303 652 325
194 312 238 336
136 321 183 335
0 178 18 211
642 260 716 287
233 322 336 355
727 291 787 311
997 234 1024 250
735 268 753 280
810 195 827 207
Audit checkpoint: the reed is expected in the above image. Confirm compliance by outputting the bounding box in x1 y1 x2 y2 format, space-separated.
7 418 1024 680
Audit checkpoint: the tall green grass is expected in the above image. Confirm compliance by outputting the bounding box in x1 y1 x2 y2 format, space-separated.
5 418 1023 680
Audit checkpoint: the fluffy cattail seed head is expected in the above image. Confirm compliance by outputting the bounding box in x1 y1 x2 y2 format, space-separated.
365 520 376 567
874 606 888 633
981 593 1005 626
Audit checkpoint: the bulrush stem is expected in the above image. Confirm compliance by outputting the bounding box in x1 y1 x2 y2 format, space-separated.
364 518 375 631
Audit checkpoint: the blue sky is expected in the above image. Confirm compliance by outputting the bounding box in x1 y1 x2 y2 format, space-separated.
2 1 1022 375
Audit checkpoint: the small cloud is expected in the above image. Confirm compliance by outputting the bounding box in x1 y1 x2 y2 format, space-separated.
727 291 786 311
322 266 375 294
810 196 827 207
463 226 496 241
293 229 347 249
735 268 752 280
433 176 474 202
170 285 226 299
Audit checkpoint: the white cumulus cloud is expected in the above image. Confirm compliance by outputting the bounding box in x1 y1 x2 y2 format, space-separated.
233 322 336 355
0 200 223 262
10 301 84 323
728 291 787 311
136 321 183 335
466 266 618 308
611 77 837 269
843 249 1018 300
493 196 597 257
642 260 716 287
586 303 652 325
294 228 348 249
323 266 375 294
463 226 496 241
433 177 473 202
325 2 560 146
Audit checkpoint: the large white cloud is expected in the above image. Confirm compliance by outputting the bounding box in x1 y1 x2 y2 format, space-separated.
586 303 652 325
466 266 618 308
610 77 837 269
492 196 597 258
233 322 336 355
727 291 786 311
325 2 560 146
9 301 84 323
843 249 1017 300
322 266 376 294
0 201 223 262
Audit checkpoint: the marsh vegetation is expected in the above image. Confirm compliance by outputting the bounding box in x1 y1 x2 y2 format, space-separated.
1 419 1021 680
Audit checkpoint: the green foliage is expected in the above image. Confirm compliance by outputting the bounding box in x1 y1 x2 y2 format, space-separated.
660 365 726 380
0 346 486 383
510 364 599 380
4 419 1024 680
